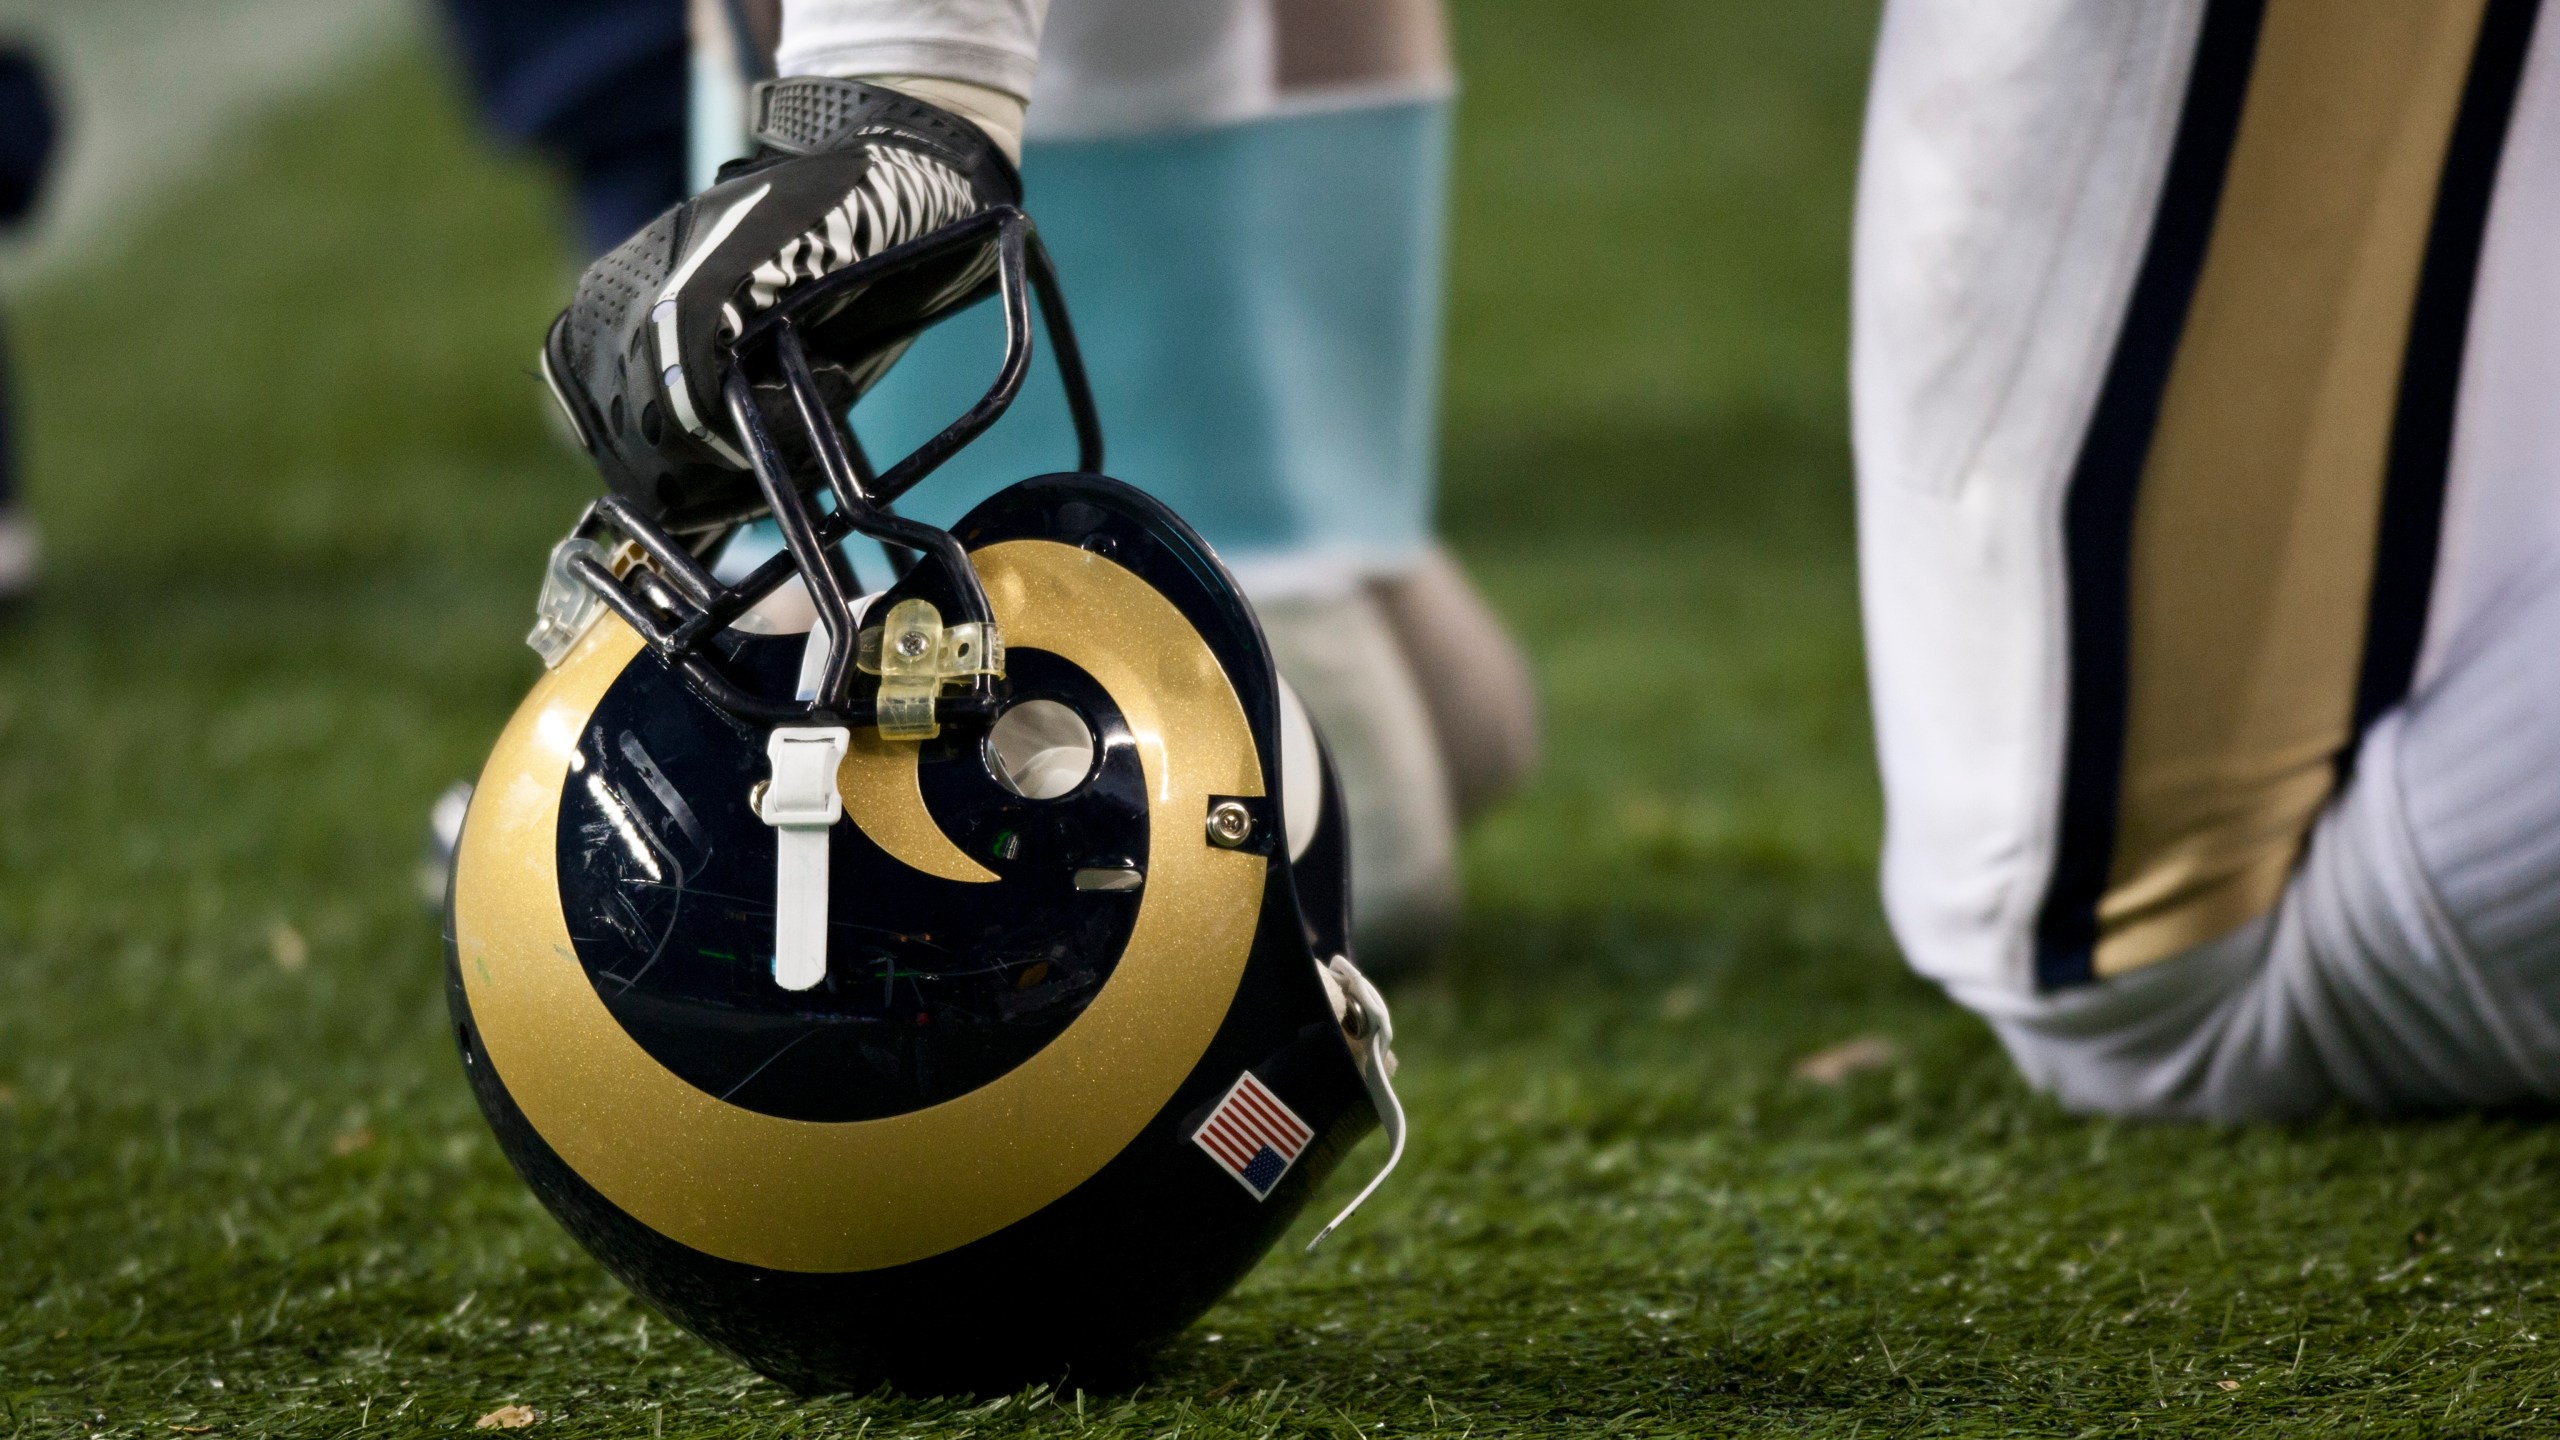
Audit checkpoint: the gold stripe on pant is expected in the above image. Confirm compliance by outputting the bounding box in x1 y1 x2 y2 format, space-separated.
2100 0 2488 975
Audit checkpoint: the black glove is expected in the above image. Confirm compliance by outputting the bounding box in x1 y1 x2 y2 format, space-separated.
542 77 1020 529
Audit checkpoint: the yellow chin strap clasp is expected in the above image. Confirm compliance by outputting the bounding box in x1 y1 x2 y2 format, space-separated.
857 597 1005 740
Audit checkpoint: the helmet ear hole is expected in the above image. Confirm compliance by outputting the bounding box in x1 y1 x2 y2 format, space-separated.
985 699 1097 801
640 400 666 446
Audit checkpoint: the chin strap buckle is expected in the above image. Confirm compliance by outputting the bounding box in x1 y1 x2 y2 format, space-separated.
857 597 1004 740
526 506 641 668
756 726 850 990
1306 954 1405 1250
527 536 611 667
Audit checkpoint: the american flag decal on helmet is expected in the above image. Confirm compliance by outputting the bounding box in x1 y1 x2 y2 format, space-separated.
1191 1072 1314 1200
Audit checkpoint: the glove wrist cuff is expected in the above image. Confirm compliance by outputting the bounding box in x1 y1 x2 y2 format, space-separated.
750 76 986 159
748 76 1021 201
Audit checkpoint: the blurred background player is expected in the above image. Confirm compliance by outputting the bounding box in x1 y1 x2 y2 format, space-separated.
438 0 688 257
0 42 56 607
1857 0 2560 1118
441 0 1540 976
763 0 1539 977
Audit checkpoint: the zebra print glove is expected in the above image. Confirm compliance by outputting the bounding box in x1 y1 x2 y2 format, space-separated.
541 77 1021 530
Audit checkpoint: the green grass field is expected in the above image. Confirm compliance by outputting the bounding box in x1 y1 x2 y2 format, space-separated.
9 4 2560 1435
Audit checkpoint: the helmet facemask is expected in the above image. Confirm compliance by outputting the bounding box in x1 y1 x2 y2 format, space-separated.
536 204 1100 735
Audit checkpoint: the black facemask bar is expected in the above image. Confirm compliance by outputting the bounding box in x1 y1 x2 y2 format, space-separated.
562 205 1103 729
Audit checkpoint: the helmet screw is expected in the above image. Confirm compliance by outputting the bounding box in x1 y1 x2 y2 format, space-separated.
748 780 770 816
1205 800 1254 849
895 630 930 659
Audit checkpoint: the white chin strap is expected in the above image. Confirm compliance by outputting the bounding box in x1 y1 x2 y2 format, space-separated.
1307 954 1405 1250
757 726 851 991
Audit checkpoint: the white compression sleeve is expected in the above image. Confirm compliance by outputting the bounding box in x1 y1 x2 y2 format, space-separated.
867 75 1027 161
775 0 1050 100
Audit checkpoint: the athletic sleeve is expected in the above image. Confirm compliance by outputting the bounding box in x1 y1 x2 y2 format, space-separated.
775 0 1050 100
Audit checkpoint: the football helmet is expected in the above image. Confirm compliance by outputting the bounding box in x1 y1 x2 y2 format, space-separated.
444 83 1403 1395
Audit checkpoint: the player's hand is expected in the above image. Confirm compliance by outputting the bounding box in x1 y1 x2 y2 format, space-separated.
540 78 1020 528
